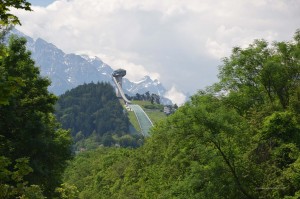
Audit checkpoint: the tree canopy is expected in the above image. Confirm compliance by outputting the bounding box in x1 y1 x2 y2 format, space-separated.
0 0 32 105
217 30 300 112
0 0 31 26
55 82 143 149
62 29 300 199
0 35 72 198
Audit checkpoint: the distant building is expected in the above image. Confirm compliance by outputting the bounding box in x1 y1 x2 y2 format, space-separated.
164 106 171 115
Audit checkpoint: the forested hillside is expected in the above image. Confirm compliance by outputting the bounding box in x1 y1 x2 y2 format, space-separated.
55 82 143 150
1 1 299 199
62 30 300 198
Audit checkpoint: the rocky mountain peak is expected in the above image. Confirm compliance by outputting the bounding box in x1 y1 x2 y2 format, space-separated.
10 29 172 104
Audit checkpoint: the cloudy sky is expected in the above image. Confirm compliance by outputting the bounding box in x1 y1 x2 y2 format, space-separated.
13 0 300 104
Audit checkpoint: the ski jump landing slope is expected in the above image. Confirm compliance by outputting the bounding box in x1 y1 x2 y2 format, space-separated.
128 104 153 137
112 76 153 136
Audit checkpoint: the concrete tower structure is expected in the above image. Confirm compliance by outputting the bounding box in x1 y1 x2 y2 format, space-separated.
111 68 152 136
112 69 126 98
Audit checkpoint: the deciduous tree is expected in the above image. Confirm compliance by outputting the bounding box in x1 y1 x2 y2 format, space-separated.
0 36 72 197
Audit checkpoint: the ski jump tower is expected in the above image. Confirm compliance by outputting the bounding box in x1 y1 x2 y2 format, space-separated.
112 69 131 104
112 69 153 136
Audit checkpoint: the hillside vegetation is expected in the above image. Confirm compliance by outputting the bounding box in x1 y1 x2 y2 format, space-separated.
0 34 72 198
1 2 299 198
120 98 167 134
62 30 300 199
131 100 167 125
55 82 143 150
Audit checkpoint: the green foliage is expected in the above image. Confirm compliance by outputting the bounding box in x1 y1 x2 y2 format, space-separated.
62 147 134 198
261 111 300 144
131 100 166 124
0 0 32 26
55 183 79 199
62 29 300 198
56 82 129 137
0 2 31 104
218 30 300 112
0 27 25 105
0 156 45 199
63 94 254 198
127 110 142 132
143 110 166 125
0 2 71 198
0 36 72 197
143 104 163 110
56 82 144 150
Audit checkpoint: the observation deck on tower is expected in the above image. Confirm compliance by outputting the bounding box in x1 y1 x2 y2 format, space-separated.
112 69 126 77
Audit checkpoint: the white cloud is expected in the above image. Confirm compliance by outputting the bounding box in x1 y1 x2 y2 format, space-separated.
205 26 280 58
12 0 300 98
205 38 227 59
97 54 161 82
164 86 186 106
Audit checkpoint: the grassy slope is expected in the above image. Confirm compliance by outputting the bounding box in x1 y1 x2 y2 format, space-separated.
131 100 167 125
120 100 167 134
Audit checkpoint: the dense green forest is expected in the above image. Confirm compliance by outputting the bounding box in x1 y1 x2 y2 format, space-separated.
1 1 300 198
0 35 72 198
0 2 72 198
55 82 143 150
62 30 300 198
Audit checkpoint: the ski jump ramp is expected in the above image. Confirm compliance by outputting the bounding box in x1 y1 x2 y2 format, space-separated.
128 104 153 137
112 69 153 136
112 76 132 104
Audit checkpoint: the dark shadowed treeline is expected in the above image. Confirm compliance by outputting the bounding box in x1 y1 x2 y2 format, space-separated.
0 2 73 197
56 82 144 150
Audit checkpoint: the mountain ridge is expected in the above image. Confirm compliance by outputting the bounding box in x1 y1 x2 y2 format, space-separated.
10 29 172 104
